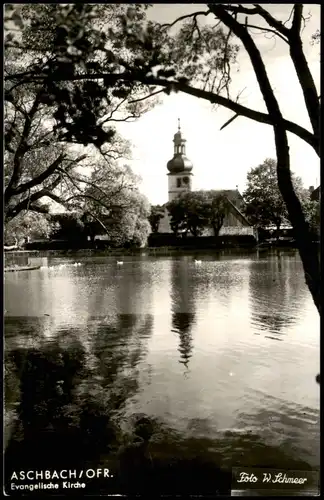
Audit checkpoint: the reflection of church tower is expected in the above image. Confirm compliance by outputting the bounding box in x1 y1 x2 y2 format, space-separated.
170 259 195 370
172 313 194 369
167 119 193 202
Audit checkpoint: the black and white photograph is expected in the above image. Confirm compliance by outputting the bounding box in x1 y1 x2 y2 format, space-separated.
4 3 320 497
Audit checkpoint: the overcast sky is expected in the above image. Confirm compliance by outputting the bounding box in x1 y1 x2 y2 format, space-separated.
116 4 320 205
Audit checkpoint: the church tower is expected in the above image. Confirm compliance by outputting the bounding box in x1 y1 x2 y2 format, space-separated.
167 119 193 202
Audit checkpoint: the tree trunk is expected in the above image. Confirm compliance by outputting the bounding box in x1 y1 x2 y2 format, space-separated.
273 125 321 315
209 6 320 316
212 224 221 237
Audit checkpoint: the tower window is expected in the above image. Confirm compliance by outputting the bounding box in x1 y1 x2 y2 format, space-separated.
177 178 181 187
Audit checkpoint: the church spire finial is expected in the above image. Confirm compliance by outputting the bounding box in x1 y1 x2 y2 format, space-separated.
178 117 181 131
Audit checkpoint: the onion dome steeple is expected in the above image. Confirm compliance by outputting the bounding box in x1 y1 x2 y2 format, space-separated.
167 119 193 174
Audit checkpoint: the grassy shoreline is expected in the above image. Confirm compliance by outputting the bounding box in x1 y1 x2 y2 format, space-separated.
4 244 300 259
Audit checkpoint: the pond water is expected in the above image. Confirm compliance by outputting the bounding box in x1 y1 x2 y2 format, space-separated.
4 249 320 495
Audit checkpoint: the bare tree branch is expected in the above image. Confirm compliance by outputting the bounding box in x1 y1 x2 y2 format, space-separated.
63 193 130 212
245 23 288 43
98 98 127 126
83 210 110 236
129 88 164 104
6 174 64 219
5 91 42 200
57 168 121 202
209 4 260 16
5 68 317 154
108 115 140 122
283 6 295 27
160 11 210 30
220 113 239 130
27 203 51 215
251 4 290 37
12 154 66 196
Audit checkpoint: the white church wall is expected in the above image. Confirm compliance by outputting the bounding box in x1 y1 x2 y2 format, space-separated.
157 207 172 233
168 174 193 202
219 226 255 236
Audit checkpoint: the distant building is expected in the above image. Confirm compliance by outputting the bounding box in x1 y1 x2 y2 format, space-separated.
157 120 256 238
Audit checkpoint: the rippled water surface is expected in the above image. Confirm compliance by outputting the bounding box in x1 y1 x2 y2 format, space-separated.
4 249 320 494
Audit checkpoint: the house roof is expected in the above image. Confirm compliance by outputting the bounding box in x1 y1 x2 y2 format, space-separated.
225 197 251 226
210 189 245 206
162 189 252 226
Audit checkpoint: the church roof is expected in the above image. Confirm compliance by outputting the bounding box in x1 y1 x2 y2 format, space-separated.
167 155 193 174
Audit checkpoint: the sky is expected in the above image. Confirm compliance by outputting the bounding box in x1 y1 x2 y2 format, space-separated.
115 3 320 206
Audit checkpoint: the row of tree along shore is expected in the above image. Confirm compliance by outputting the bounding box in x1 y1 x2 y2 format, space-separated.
5 159 319 252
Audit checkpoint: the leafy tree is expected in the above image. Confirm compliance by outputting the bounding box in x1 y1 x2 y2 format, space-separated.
4 4 157 149
207 192 228 236
122 198 152 248
4 65 88 221
303 200 320 240
184 192 211 238
167 197 188 237
167 191 227 237
4 211 53 246
311 29 320 45
4 4 155 229
78 162 151 247
243 159 310 238
148 205 165 233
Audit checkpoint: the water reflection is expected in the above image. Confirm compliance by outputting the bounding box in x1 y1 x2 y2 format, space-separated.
4 254 48 268
4 251 320 495
170 258 196 371
91 315 154 406
5 254 30 267
248 252 307 337
5 313 153 475
172 313 195 369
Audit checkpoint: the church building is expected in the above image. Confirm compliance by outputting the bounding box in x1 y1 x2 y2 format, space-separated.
157 121 256 238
